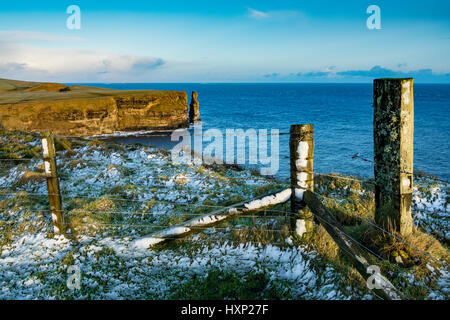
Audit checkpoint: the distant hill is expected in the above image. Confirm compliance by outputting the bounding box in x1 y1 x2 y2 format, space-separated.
0 78 42 92
0 78 127 104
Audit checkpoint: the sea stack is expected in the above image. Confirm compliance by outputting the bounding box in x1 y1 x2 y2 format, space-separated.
189 91 201 123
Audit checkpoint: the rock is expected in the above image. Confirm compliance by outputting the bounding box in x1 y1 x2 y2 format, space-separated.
189 91 200 123
59 86 71 92
0 78 189 136
25 83 70 93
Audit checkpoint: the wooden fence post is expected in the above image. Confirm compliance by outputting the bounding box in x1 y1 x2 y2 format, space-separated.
290 124 314 240
40 132 64 234
373 78 414 236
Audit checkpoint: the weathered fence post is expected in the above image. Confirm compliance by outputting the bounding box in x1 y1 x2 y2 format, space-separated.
40 132 64 234
373 78 414 236
290 124 314 240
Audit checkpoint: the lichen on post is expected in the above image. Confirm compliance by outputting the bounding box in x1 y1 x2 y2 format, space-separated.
289 124 314 240
373 78 414 236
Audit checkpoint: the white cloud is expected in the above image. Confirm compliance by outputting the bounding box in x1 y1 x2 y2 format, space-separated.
247 8 270 19
0 30 84 42
0 39 167 82
247 8 304 20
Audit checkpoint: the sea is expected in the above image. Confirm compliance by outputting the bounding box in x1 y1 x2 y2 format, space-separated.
74 83 450 181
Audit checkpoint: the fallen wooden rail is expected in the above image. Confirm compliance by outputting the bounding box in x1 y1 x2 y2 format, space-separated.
303 190 403 300
132 188 292 248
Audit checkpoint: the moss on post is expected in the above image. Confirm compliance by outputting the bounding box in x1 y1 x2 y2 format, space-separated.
373 78 414 236
289 124 314 241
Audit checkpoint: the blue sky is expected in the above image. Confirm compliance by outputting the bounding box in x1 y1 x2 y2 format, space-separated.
0 0 449 82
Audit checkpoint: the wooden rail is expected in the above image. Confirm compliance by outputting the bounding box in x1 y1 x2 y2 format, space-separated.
132 188 292 248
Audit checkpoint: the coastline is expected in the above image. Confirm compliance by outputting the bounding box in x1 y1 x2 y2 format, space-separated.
0 78 191 136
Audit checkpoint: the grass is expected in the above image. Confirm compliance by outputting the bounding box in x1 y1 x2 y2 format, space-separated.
170 267 290 300
0 131 41 161
359 226 449 266
0 191 50 251
14 170 46 188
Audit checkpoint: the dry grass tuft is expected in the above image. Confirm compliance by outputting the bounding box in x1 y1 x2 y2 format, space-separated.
14 170 46 187
231 224 291 246
360 226 449 267
65 197 116 236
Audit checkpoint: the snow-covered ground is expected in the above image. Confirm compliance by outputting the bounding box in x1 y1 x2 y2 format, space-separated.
0 134 363 299
0 133 448 299
0 232 364 300
412 179 449 241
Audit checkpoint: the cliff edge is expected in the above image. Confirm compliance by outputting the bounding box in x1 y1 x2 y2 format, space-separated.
0 78 189 136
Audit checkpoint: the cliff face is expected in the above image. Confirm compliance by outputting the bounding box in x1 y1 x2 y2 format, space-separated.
114 93 188 132
0 79 189 136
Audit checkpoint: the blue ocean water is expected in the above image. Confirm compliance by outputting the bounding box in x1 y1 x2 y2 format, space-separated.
80 83 450 181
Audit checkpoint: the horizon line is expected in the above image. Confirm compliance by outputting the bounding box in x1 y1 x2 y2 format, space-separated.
62 81 450 85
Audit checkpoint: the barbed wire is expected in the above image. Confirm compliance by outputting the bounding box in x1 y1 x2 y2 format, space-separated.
0 205 290 220
352 153 450 185
313 172 373 185
56 175 289 183
61 220 292 234
0 190 292 216
1 151 447 187
0 158 35 161
0 168 369 185
2 186 446 265
1 168 445 220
